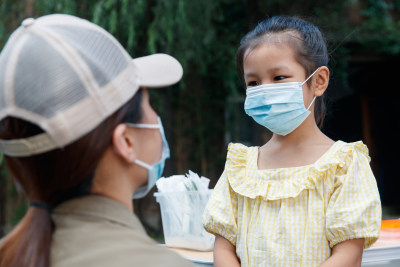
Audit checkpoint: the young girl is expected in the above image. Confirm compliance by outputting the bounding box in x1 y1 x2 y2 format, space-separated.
203 16 381 267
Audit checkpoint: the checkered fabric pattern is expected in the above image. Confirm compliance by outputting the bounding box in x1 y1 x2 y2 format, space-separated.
203 141 381 267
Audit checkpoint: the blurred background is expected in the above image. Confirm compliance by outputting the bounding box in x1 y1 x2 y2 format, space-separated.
0 0 399 241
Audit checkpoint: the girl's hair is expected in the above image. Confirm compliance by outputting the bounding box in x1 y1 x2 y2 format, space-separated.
237 16 329 128
0 90 143 267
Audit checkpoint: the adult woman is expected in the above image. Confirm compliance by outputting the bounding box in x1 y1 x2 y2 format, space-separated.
0 14 192 267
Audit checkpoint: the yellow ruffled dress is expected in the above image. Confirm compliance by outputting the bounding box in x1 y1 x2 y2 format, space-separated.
202 141 381 267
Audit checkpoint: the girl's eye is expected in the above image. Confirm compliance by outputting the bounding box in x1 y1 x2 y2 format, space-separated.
274 76 287 81
247 81 259 87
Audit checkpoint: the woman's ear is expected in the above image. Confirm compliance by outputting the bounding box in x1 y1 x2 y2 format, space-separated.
313 66 329 97
112 124 136 163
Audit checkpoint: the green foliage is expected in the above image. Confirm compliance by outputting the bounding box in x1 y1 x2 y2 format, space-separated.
355 0 400 55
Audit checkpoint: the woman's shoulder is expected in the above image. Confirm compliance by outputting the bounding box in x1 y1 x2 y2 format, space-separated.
52 233 192 267
52 209 193 266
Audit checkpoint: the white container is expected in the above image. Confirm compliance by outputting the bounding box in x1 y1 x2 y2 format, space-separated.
154 190 215 251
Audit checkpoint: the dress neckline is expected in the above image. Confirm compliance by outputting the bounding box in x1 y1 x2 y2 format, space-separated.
253 140 341 172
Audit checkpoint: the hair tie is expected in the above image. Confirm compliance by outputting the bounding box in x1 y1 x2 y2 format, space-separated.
30 201 53 212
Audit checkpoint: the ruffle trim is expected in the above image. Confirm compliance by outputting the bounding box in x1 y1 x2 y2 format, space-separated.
226 141 369 200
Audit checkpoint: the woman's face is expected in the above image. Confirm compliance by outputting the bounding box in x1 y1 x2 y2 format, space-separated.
126 89 163 186
129 89 163 164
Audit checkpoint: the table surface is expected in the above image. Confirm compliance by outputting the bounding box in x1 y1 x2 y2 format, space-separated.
168 245 400 266
168 247 213 264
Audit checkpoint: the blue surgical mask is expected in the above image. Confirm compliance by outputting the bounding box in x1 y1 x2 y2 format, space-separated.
126 117 170 199
244 69 319 136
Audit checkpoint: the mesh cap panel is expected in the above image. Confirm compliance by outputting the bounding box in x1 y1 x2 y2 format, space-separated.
14 33 88 118
49 25 129 88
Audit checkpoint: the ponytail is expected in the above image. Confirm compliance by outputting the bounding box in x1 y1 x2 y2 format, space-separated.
0 208 53 267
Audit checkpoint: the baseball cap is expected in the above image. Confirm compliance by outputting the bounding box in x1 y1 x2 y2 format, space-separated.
0 14 183 157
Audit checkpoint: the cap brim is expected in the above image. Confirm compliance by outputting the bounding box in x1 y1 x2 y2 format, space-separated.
132 53 183 88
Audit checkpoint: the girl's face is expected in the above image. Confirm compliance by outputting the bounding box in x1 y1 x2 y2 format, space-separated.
243 43 315 107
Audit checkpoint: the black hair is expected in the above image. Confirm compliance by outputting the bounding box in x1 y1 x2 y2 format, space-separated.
237 16 329 128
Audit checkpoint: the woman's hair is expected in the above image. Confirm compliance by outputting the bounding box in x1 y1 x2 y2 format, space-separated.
237 16 329 128
0 90 143 267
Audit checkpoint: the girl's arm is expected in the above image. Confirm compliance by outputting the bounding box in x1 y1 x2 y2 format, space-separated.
214 234 240 267
320 238 364 267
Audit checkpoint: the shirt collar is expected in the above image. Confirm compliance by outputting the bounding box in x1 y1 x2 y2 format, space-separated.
53 194 143 230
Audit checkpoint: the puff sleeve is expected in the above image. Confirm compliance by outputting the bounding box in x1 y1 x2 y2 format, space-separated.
202 170 238 246
326 143 381 249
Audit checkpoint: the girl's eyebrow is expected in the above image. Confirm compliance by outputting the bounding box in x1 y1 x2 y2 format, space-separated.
245 65 290 78
244 72 258 78
269 65 290 72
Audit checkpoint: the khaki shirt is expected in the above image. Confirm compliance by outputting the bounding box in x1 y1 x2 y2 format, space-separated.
51 195 193 267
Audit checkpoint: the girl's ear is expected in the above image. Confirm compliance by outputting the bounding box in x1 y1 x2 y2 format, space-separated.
313 66 330 97
112 124 136 164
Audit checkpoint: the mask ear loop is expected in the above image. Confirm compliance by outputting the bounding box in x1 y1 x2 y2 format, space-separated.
135 159 152 169
127 116 168 168
126 123 161 129
125 116 162 129
302 67 320 110
301 67 320 85
307 96 317 110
